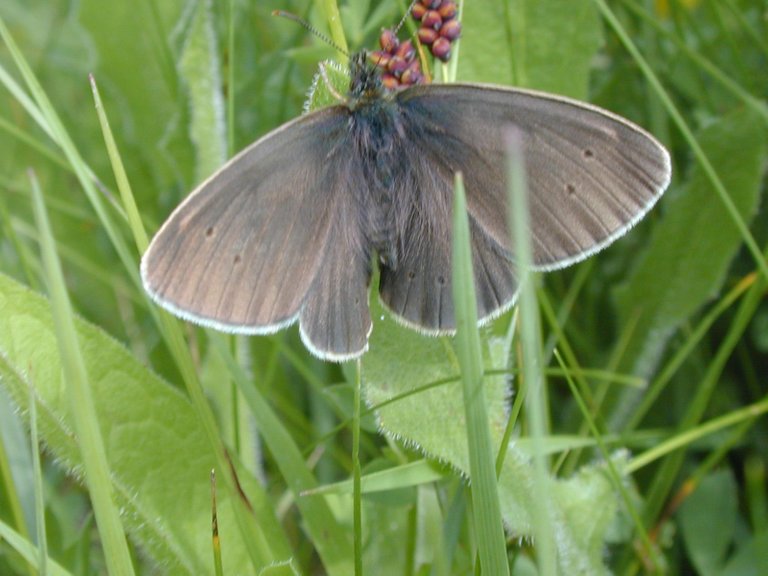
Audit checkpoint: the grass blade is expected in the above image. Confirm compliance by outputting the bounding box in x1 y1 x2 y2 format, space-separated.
505 131 556 574
29 169 136 576
451 173 510 576
28 381 47 575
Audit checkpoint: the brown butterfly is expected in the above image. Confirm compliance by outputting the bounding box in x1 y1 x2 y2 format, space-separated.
141 52 670 361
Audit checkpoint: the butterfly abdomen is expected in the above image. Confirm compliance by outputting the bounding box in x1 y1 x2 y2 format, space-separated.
346 96 411 270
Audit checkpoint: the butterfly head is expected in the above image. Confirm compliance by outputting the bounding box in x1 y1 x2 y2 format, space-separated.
348 51 388 108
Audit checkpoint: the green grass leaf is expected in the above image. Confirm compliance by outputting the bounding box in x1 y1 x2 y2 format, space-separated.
452 174 509 575
0 272 265 575
30 172 135 576
178 0 227 182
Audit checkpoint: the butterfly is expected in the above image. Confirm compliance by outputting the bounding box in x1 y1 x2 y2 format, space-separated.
141 51 671 361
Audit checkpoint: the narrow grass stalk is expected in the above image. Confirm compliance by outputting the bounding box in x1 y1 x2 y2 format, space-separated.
0 115 71 172
0 519 71 576
626 272 755 430
618 0 768 123
627 396 768 474
353 360 363 576
505 132 555 574
158 316 287 568
303 460 443 496
641 267 766 525
0 18 135 280
29 170 136 576
226 0 236 157
89 75 150 253
0 192 39 290
211 470 224 576
28 382 47 575
139 0 179 98
320 0 349 58
745 456 768 533
0 60 51 140
451 174 510 576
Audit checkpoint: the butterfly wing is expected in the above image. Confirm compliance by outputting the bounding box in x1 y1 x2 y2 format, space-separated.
141 107 372 359
398 83 670 269
379 83 670 332
377 147 517 332
299 214 373 360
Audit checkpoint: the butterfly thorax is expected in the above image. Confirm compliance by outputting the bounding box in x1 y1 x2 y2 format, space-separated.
346 52 407 270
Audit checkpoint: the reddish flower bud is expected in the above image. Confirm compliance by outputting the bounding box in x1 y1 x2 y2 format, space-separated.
431 36 452 61
438 1 457 19
381 73 400 90
401 60 424 85
422 10 442 30
387 55 409 75
370 51 391 69
379 29 399 53
411 3 427 20
401 68 424 85
439 19 461 41
395 39 415 61
418 27 438 45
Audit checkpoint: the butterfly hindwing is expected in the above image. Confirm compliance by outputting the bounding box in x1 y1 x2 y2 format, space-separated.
299 226 372 359
299 158 374 359
377 135 518 332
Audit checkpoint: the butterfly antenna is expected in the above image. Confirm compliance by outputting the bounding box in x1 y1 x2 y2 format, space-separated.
394 0 420 35
272 10 349 58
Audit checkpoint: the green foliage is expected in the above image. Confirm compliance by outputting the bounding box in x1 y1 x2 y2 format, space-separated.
679 469 738 575
613 108 765 381
0 273 260 574
1 0 766 574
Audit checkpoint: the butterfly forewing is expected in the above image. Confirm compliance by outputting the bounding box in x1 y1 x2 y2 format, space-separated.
141 106 372 357
397 84 671 271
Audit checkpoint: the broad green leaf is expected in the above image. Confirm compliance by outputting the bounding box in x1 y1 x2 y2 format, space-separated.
306 60 349 110
613 108 766 383
0 272 264 575
458 0 602 98
721 530 768 576
178 0 227 182
363 298 624 573
679 469 738 576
